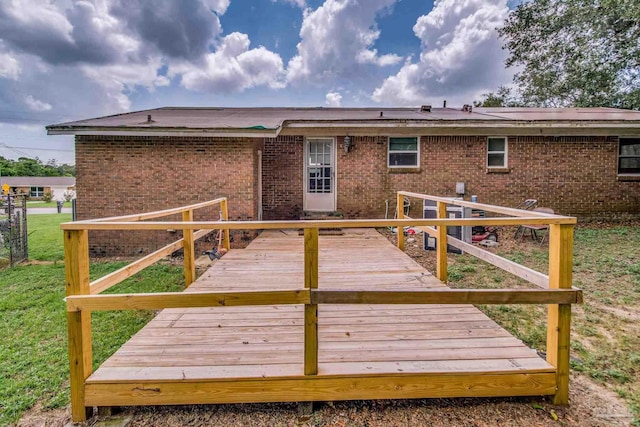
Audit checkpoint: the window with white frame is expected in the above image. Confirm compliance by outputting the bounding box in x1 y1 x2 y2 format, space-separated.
618 137 640 175
487 137 508 168
388 137 419 167
30 187 44 197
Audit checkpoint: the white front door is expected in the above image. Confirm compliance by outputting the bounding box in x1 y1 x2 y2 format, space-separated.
304 138 336 212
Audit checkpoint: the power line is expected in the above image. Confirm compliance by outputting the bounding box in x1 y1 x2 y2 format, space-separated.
2 144 74 152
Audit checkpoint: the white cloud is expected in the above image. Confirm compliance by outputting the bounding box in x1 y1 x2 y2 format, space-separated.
24 95 52 111
372 0 511 106
273 0 307 8
177 32 285 93
325 91 342 107
287 0 402 83
0 51 20 80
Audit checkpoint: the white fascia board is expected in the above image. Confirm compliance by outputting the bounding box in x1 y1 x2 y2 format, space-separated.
46 129 280 138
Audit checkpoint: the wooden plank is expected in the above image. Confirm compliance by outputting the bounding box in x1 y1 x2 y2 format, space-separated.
64 229 92 423
447 236 550 289
547 224 574 405
220 198 230 250
397 191 575 221
304 228 318 376
60 216 578 231
182 210 196 287
312 289 581 305
84 373 557 406
88 358 553 382
66 290 310 312
90 197 226 222
103 346 538 366
436 201 448 282
397 193 405 251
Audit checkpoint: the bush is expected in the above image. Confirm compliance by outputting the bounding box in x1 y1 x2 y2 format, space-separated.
42 191 54 203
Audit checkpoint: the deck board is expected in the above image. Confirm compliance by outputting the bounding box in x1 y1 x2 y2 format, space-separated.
88 228 555 404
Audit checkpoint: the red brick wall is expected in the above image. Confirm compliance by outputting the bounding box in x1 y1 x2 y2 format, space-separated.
76 136 259 257
262 136 304 219
263 135 639 219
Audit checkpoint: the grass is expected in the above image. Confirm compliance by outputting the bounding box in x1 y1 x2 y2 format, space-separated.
0 214 184 426
27 214 71 261
442 225 640 424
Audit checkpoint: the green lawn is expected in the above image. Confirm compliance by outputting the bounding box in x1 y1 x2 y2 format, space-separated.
0 214 184 425
443 225 640 424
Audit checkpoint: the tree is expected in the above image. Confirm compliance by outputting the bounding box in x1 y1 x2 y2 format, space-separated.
474 86 523 107
499 0 640 109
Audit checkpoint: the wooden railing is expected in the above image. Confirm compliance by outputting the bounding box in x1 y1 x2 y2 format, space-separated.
62 193 580 422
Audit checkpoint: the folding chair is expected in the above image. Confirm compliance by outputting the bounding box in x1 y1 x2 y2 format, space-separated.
518 207 554 244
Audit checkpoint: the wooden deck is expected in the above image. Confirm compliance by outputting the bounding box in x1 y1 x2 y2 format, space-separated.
85 228 556 407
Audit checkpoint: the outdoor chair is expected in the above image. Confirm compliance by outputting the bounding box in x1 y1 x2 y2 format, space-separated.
516 207 554 244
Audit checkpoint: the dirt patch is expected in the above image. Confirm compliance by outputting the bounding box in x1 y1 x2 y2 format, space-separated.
15 404 69 427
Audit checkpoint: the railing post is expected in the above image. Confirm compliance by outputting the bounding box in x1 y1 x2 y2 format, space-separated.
64 229 93 422
547 223 574 405
396 193 405 251
220 198 231 251
182 209 195 287
436 201 448 282
304 228 318 376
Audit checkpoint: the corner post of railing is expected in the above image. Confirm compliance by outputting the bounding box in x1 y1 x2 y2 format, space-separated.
396 193 405 251
304 228 319 376
546 223 574 405
220 198 230 251
182 209 195 287
64 228 93 422
436 201 448 282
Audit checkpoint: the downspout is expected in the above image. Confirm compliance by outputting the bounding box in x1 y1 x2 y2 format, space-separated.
257 149 263 221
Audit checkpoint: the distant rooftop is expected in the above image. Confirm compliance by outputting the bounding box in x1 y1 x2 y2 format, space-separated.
46 106 640 138
0 176 76 186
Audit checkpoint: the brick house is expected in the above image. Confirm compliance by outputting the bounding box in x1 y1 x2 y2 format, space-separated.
0 176 76 200
47 106 640 256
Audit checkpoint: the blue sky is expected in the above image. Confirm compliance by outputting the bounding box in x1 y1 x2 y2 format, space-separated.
0 0 516 165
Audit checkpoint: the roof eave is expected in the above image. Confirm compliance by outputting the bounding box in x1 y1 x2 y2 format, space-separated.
46 127 280 138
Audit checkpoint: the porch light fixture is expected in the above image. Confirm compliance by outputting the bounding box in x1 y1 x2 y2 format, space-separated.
344 135 352 153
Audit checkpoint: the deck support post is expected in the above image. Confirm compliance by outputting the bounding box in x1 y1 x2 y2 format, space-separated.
220 198 230 251
396 193 405 251
64 229 93 423
547 224 574 405
436 201 448 282
182 209 195 287
304 228 318 376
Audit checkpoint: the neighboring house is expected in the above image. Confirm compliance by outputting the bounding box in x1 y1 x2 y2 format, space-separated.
0 176 76 201
47 106 640 256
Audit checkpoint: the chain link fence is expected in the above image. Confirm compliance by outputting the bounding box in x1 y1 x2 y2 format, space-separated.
0 194 28 267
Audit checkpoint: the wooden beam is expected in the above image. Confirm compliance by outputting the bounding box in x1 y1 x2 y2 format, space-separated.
64 230 92 422
66 290 310 312
304 229 318 376
182 210 196 287
220 198 231 251
447 236 549 289
397 191 573 220
84 372 556 407
546 224 574 405
436 201 448 282
396 194 405 251
90 198 227 222
311 289 582 305
59 216 577 231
